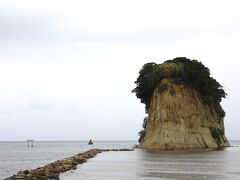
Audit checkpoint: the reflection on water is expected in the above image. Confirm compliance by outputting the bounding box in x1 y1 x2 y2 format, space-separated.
61 141 240 180
137 149 236 180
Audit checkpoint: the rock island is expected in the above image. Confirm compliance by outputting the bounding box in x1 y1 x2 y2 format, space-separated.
132 57 229 150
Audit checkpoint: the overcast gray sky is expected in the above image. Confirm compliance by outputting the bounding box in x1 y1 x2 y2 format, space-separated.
0 0 239 141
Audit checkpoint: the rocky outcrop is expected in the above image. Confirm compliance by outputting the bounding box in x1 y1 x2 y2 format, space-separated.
6 148 133 180
88 139 93 145
140 79 230 150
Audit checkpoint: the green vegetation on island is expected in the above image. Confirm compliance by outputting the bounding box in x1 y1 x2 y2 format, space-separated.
209 127 225 145
132 57 227 117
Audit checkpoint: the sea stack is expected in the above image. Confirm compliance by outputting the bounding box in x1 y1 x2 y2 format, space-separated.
133 57 229 150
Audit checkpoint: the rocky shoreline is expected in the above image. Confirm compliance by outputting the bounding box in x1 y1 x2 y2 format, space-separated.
5 148 134 180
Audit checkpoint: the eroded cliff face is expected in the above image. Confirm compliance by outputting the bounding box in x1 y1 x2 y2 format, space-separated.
140 78 229 150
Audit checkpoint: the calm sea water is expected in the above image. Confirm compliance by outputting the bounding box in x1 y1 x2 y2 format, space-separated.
1 141 240 180
0 141 135 179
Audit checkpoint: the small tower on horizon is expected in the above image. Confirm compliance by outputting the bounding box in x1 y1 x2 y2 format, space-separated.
27 140 34 147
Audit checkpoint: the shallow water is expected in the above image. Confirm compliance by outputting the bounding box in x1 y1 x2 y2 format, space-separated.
61 141 240 180
0 141 135 179
1 141 240 180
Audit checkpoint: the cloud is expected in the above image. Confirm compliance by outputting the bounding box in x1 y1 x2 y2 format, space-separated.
0 0 239 140
1 0 238 45
0 10 60 43
27 100 53 111
0 100 53 114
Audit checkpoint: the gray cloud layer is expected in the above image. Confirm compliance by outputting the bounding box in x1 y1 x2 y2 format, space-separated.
0 0 239 140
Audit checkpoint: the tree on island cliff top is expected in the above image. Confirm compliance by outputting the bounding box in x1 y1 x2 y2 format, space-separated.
132 57 227 117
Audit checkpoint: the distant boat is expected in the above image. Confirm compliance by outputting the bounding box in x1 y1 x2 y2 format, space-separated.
88 139 93 145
